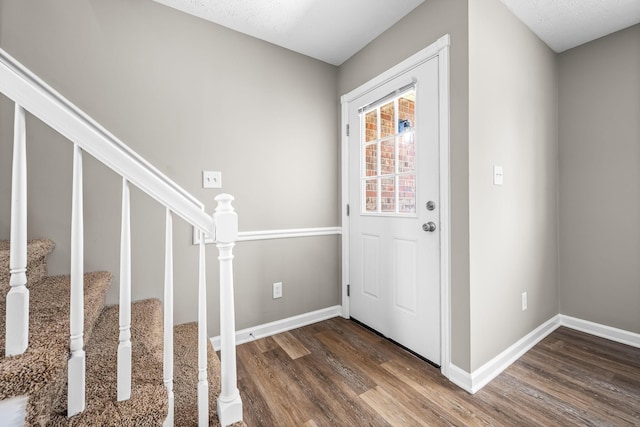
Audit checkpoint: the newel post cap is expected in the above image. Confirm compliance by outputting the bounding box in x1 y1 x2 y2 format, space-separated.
214 194 238 243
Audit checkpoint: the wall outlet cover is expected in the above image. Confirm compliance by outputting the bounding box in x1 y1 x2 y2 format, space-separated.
203 171 222 189
273 282 283 299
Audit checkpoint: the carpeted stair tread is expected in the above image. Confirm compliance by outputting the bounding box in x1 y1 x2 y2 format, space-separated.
0 239 55 288
47 298 167 426
173 323 246 427
0 271 111 425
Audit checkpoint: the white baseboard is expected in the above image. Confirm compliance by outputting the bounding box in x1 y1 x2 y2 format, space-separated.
210 305 342 351
448 364 474 393
449 314 562 394
447 314 640 395
560 315 640 348
469 314 562 393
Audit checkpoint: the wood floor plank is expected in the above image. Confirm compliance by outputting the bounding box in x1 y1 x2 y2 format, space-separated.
380 360 498 427
274 345 383 427
495 371 609 426
292 327 378 395
272 331 311 360
237 340 309 425
521 347 640 423
360 386 429 427
253 336 278 353
289 326 392 426
528 341 640 399
315 329 460 425
236 318 640 427
509 359 638 426
321 318 395 364
538 337 640 383
236 343 280 427
261 346 337 426
553 328 640 368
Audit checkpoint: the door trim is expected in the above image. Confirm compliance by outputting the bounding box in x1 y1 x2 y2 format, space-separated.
340 34 451 379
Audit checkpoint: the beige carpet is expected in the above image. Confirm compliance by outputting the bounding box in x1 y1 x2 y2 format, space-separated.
48 299 167 426
0 239 55 288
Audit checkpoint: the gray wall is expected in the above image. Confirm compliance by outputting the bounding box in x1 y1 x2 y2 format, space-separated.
558 24 640 334
468 0 559 370
338 0 471 371
0 0 340 334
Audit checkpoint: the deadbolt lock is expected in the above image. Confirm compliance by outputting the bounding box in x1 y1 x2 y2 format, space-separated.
426 201 436 211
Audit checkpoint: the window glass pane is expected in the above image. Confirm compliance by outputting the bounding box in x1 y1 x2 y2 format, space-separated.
365 179 378 212
398 175 416 214
398 132 415 173
365 110 377 142
381 177 395 212
380 138 395 175
398 92 415 132
380 102 395 138
359 88 417 215
365 143 377 177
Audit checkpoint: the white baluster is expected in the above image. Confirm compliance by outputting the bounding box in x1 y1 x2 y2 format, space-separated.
6 104 28 357
68 144 85 417
197 237 208 427
215 194 243 427
117 178 132 401
162 209 175 427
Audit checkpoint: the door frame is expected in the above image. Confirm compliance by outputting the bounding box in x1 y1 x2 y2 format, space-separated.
340 34 451 378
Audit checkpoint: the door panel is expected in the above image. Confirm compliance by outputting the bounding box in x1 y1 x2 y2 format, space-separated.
393 238 418 314
362 235 381 298
349 56 441 364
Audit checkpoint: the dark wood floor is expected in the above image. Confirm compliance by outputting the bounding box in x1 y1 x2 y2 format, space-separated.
236 318 640 426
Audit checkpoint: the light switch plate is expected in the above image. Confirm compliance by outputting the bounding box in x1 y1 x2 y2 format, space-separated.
493 166 504 186
203 171 222 189
273 282 283 299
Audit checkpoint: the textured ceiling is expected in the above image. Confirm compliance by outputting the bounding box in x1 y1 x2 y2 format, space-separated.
153 0 640 63
499 0 640 52
152 0 425 65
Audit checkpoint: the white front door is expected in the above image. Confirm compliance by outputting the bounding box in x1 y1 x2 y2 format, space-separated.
348 56 441 364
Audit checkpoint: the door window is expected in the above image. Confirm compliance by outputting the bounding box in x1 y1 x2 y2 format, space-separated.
360 89 416 215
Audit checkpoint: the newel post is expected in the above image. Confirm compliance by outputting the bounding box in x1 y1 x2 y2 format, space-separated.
214 194 243 426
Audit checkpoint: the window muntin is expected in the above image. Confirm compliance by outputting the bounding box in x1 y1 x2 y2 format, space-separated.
360 89 416 215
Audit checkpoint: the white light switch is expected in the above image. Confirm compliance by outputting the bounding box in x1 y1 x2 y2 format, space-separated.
493 166 504 186
273 282 283 299
202 171 222 189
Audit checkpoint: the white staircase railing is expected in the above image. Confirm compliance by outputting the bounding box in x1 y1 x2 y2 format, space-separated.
0 48 243 426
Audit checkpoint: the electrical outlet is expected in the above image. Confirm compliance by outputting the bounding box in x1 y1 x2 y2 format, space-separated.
521 292 528 311
273 282 283 299
202 171 222 189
